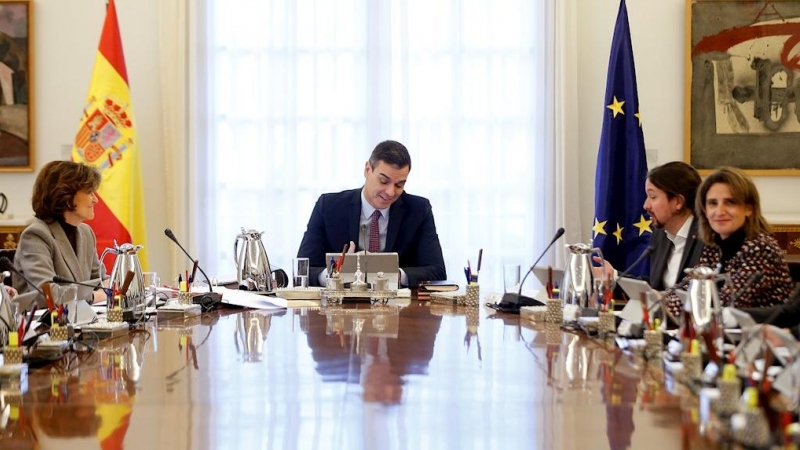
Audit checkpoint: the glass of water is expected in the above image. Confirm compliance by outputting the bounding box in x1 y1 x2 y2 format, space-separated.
293 258 310 288
142 271 160 306
503 264 521 293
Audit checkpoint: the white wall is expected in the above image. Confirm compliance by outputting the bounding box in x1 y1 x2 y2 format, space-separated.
575 0 800 241
0 0 169 277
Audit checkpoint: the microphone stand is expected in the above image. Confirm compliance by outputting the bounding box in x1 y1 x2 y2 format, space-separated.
164 229 222 306
498 228 565 311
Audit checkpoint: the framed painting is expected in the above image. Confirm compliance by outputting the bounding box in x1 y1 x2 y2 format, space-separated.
685 0 800 175
0 0 32 172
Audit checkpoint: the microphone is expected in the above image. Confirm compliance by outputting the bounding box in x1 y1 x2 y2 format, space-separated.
731 270 763 308
763 282 800 326
499 227 565 311
52 276 104 290
164 228 222 304
618 245 655 279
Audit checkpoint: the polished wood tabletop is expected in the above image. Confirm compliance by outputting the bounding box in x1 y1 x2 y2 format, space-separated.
0 299 719 449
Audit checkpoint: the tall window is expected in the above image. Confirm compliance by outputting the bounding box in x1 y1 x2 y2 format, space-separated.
197 0 556 291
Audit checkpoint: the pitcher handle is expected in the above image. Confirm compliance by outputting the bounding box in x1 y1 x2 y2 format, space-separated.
233 238 240 270
99 247 114 265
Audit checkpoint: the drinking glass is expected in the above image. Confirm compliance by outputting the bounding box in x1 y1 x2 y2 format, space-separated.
503 264 521 293
293 258 310 288
142 271 160 305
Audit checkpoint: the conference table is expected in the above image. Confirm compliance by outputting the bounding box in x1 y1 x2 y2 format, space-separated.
0 295 721 449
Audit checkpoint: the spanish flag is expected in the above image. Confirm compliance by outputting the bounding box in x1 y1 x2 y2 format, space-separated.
72 0 148 271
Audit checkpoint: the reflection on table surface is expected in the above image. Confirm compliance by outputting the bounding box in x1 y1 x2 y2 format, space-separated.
0 301 718 449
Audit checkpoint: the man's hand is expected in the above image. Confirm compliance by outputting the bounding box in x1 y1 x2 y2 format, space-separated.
3 285 16 299
592 256 615 282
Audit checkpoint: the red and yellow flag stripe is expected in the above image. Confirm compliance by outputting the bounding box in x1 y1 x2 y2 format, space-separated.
72 0 148 271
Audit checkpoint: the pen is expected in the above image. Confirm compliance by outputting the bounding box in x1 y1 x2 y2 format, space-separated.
336 243 348 272
41 282 55 312
464 267 470 284
24 307 36 337
476 249 483 275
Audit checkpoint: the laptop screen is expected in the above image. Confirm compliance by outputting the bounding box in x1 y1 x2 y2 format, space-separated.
325 252 400 289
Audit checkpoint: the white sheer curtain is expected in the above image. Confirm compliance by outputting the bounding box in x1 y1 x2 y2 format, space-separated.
192 0 565 291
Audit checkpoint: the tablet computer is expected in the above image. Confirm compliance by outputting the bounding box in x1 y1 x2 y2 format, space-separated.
617 277 655 303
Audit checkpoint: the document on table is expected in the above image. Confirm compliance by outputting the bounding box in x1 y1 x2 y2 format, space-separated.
199 286 287 310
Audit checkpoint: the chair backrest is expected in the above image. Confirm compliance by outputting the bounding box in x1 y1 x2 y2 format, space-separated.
0 248 14 286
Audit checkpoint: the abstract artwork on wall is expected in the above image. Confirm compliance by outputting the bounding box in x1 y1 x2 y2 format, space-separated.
0 0 31 172
686 0 800 174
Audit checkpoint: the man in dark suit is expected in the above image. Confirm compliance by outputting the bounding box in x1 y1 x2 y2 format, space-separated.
297 140 446 287
600 162 704 292
642 162 704 291
647 219 703 291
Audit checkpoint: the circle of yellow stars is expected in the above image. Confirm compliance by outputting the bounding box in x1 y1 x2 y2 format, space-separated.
593 215 652 244
595 94 647 244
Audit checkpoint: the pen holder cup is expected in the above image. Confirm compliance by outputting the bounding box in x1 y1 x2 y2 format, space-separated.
643 329 663 360
598 311 615 334
327 277 344 291
714 378 741 416
731 410 770 449
461 285 480 307
3 346 22 364
178 291 193 305
679 352 702 382
372 277 389 292
107 308 124 323
546 299 563 323
50 325 68 342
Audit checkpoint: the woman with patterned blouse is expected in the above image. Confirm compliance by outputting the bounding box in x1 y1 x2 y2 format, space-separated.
663 167 793 319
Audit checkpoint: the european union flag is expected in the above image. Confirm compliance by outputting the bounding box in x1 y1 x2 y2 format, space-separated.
593 0 651 277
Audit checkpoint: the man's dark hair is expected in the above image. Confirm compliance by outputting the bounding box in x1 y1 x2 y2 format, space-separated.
368 140 411 171
647 161 701 213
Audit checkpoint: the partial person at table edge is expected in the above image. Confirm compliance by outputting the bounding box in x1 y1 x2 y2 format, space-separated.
663 166 793 318
297 140 446 288
13 160 108 308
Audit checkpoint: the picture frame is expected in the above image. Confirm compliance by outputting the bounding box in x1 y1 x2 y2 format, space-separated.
684 0 800 175
0 0 32 172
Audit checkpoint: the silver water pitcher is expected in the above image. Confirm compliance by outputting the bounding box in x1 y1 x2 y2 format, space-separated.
100 242 146 319
234 228 274 292
560 243 605 310
684 266 722 332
